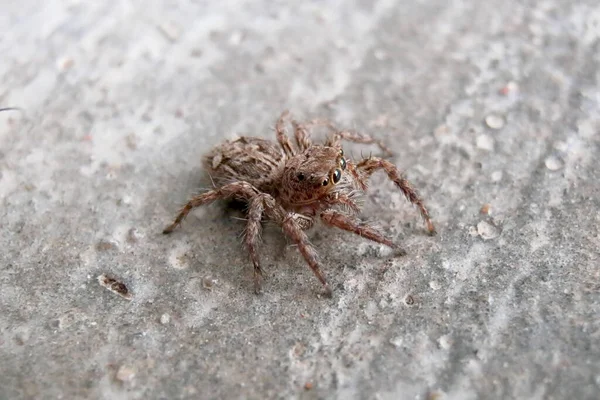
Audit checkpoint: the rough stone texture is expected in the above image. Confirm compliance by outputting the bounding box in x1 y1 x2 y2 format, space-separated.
1 1 599 399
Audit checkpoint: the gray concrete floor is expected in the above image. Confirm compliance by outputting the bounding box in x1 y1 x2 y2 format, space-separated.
1 1 599 399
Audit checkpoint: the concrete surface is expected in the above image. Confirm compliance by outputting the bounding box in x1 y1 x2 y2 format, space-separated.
1 1 599 399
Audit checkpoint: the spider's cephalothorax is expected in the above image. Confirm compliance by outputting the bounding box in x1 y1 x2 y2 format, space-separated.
163 111 436 296
279 146 352 209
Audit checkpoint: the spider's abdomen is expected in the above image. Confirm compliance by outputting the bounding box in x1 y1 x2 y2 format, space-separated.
204 137 284 193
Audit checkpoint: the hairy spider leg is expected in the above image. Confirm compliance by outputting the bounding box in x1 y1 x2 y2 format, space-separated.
281 213 332 297
326 130 393 157
162 181 261 234
291 117 337 151
320 209 407 256
164 181 333 296
275 110 296 157
356 157 436 235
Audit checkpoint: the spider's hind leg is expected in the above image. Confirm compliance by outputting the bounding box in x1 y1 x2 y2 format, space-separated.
275 110 296 157
291 117 337 151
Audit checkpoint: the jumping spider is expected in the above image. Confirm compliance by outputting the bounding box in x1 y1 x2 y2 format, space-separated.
163 111 436 296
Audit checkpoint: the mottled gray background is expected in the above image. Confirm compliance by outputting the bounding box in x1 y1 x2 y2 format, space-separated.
1 1 599 399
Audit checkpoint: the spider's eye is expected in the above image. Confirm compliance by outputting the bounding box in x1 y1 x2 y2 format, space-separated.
297 173 305 181
340 149 344 156
322 177 329 186
332 169 342 184
339 157 346 170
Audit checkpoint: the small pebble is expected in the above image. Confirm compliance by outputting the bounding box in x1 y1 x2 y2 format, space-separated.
96 240 118 251
429 281 441 291
115 365 136 382
160 313 170 325
370 114 389 128
158 21 180 42
499 81 518 96
126 228 139 244
228 31 243 46
480 204 492 215
438 335 452 350
477 221 500 240
57 310 81 330
374 49 388 60
15 330 30 345
125 134 137 150
389 336 403 348
485 114 505 130
98 274 133 300
169 249 190 270
304 382 313 391
434 124 449 138
120 195 132 205
183 386 198 395
202 277 217 290
427 390 445 400
553 140 568 152
56 57 74 71
491 171 503 182
545 155 564 171
476 134 494 151
293 342 306 357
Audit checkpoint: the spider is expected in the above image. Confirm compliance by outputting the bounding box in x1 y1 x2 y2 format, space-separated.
163 111 436 296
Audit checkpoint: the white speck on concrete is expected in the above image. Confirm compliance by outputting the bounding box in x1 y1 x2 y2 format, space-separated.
160 314 171 325
116 365 136 382
476 134 495 151
545 155 564 171
485 114 505 130
477 221 500 240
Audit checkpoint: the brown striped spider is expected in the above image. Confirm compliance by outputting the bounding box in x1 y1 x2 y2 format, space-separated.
163 111 436 296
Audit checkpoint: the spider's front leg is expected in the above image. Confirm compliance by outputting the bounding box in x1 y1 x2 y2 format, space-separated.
326 130 393 157
280 213 332 297
249 199 330 296
320 210 406 256
245 193 284 294
356 157 436 235
162 181 259 234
